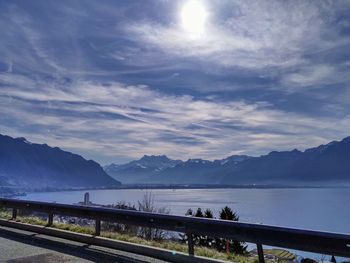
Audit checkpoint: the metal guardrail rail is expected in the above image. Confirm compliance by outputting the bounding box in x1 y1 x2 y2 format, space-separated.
0 198 350 262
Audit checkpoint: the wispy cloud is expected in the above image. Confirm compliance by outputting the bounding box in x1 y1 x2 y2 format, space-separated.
126 1 341 68
1 73 350 163
281 63 350 91
1 1 350 163
125 0 350 91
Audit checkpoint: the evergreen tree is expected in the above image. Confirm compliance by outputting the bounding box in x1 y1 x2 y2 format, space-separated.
220 206 238 221
204 208 213 218
216 206 247 254
203 209 214 247
183 208 214 247
193 208 205 245
185 208 193 216
195 207 203 217
182 206 246 254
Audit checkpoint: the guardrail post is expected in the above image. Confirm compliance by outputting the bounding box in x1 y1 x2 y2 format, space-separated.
187 232 194 256
95 219 101 236
47 213 53 226
11 208 17 220
257 244 265 263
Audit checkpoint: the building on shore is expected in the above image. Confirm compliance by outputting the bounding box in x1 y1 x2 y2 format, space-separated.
83 192 90 205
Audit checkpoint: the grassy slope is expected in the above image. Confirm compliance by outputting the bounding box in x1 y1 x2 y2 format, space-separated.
0 211 264 263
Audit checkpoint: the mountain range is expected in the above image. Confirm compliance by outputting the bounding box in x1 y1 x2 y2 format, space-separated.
0 134 120 190
104 155 182 184
104 137 350 186
1 132 350 189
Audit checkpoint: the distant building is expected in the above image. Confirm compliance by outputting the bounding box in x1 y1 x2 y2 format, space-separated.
84 192 90 205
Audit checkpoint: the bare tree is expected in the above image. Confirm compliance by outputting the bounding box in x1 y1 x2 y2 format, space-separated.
102 201 138 235
138 192 170 240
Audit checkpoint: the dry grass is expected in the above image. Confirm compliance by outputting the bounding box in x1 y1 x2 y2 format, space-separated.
0 212 264 263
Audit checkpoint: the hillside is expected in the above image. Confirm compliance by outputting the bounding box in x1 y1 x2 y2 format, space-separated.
0 134 121 189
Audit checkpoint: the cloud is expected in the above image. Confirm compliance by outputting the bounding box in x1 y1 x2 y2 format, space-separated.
125 0 341 69
1 72 350 164
124 0 350 93
282 64 335 88
1 1 350 164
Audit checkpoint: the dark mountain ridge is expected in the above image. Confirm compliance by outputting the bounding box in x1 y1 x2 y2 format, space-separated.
0 134 120 189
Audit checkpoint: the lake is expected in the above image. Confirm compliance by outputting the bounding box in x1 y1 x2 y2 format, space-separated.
20 187 350 260
23 187 350 234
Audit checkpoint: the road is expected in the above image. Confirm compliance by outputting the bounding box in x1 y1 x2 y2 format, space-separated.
0 226 167 263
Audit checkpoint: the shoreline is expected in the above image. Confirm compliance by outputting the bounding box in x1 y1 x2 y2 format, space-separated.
26 184 350 192
3 184 350 199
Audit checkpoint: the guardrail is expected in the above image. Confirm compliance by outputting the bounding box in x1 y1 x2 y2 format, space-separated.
0 198 350 262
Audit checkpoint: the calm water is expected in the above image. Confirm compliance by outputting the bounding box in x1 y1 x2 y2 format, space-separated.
23 188 350 234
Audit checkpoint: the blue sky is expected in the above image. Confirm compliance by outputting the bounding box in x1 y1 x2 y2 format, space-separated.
1 0 350 164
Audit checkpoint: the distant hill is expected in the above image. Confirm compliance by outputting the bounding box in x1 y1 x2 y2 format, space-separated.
0 134 121 189
104 138 350 186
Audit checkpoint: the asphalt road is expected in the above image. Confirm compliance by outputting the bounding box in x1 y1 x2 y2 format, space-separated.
0 226 168 263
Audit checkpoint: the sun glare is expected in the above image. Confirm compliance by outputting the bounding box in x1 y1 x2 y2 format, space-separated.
180 0 207 37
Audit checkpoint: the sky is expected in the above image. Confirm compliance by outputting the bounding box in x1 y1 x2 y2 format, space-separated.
1 0 350 165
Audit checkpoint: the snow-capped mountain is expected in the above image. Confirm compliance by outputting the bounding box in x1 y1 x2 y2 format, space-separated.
104 154 251 184
104 155 182 183
104 137 350 186
214 155 251 165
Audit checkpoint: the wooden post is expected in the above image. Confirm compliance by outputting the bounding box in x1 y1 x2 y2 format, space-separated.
187 232 194 256
95 219 101 236
11 208 17 220
257 244 265 263
47 213 53 226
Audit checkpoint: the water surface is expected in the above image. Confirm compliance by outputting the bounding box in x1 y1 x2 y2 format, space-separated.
23 188 350 234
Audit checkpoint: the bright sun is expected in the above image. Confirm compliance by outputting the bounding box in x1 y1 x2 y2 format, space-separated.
180 0 207 36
